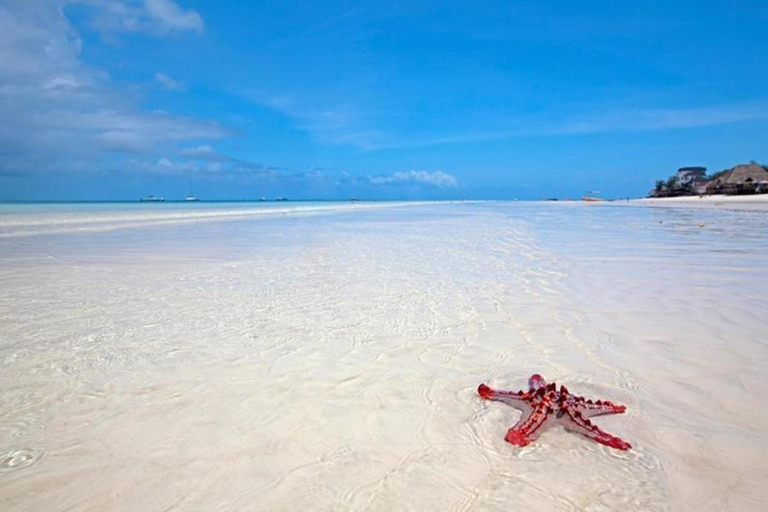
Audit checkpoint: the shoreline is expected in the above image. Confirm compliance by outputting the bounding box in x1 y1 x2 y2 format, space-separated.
622 194 768 212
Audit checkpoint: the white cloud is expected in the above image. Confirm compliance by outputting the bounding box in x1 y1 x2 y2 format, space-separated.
179 144 213 157
43 74 84 89
76 0 204 35
156 147 292 183
143 0 204 33
368 170 459 188
0 0 224 175
178 144 231 161
123 155 203 176
155 72 185 90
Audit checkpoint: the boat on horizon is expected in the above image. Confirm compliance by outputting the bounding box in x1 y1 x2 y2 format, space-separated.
140 195 165 202
184 181 199 201
582 190 604 202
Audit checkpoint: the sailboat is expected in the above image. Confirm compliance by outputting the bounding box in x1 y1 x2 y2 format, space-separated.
184 181 200 201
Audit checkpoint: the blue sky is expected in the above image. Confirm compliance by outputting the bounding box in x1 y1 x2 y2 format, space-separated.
1 0 767 200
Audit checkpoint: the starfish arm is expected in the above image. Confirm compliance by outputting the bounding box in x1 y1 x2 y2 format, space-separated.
504 402 550 447
477 384 528 408
572 398 627 418
562 409 632 450
528 374 546 390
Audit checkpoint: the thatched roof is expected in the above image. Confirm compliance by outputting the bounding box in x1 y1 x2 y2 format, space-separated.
717 164 768 184
706 164 768 192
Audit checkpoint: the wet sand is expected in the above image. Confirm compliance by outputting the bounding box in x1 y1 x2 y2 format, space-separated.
628 194 768 212
1 201 767 511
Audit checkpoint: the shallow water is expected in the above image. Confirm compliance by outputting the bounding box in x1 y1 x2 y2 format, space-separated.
1 201 767 511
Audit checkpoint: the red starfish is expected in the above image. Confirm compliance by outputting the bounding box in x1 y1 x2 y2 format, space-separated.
478 374 632 450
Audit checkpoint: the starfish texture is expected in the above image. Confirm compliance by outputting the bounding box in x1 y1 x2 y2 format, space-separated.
478 374 632 450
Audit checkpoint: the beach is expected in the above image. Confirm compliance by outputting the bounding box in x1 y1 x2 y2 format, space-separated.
1 200 767 511
628 194 768 212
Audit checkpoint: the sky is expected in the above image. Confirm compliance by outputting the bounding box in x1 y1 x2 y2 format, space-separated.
1 0 768 201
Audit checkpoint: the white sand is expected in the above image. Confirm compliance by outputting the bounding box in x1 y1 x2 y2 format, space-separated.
626 194 768 212
1 201 767 511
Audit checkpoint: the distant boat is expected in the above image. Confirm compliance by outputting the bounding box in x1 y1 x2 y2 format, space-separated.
349 197 360 202
140 195 165 202
582 190 604 202
275 197 289 201
258 197 267 202
184 181 199 201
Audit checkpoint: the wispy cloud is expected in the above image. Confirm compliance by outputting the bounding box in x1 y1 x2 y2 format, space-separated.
155 72 185 91
246 91 388 150
368 170 458 188
356 101 768 150
140 146 460 195
546 102 768 135
161 145 290 183
77 0 204 35
178 144 231 161
143 0 204 33
131 153 282 181
250 80 768 151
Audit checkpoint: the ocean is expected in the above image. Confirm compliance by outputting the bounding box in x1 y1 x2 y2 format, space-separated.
1 200 766 510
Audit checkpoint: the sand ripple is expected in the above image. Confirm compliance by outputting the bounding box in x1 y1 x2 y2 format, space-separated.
0 201 766 510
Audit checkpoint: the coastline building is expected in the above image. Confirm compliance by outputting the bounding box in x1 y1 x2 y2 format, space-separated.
651 166 708 197
693 180 710 195
706 163 768 195
675 166 707 186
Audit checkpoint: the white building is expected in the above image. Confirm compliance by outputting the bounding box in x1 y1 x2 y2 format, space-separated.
675 166 707 186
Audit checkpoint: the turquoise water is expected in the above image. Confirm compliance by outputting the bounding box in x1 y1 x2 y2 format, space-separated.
0 200 428 238
0 200 357 214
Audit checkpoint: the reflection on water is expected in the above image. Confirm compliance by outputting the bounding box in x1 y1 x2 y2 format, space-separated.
0 448 45 472
0 202 766 511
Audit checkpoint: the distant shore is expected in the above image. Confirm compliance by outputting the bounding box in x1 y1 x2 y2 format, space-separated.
624 194 768 212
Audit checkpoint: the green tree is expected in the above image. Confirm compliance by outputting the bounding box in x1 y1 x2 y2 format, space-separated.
665 176 678 190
